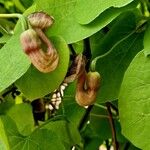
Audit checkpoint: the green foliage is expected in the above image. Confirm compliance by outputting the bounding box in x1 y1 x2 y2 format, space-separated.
119 51 150 150
0 0 150 149
75 0 134 24
36 0 138 43
0 33 30 92
94 12 144 103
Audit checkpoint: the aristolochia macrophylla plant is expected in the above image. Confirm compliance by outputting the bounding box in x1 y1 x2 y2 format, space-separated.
20 12 59 73
67 54 101 106
1 0 150 149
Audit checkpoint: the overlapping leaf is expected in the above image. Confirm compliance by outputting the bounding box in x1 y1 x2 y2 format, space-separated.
36 0 137 43
0 32 30 92
92 12 144 103
0 116 75 150
75 0 134 24
15 36 69 100
119 51 150 149
6 103 34 135
0 6 36 93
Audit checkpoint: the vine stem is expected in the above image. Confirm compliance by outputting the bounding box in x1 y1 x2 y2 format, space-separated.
0 13 27 31
90 27 141 71
78 105 94 131
106 102 118 150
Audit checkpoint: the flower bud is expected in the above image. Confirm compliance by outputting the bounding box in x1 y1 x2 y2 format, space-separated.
86 71 100 91
28 12 54 29
75 71 101 106
20 29 41 54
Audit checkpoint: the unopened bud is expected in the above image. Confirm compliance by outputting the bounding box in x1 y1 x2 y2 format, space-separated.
28 12 54 29
20 29 41 54
86 71 100 91
75 71 101 106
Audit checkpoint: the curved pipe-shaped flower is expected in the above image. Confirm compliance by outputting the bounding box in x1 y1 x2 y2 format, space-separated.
20 29 59 73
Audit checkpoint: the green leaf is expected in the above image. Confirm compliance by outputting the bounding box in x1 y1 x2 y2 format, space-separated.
144 22 150 56
0 5 37 93
42 119 82 148
42 120 72 147
1 115 66 150
75 0 134 24
36 0 137 43
81 124 103 149
62 82 85 126
15 36 69 100
119 51 150 150
91 11 137 58
93 12 144 103
0 33 30 92
0 117 9 150
6 103 34 135
0 95 15 114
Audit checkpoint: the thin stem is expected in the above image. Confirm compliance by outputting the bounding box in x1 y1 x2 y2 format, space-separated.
90 113 118 119
90 30 136 71
0 25 10 34
106 102 118 150
83 38 92 72
94 102 118 116
78 105 94 131
0 13 27 31
108 102 119 116
94 103 107 110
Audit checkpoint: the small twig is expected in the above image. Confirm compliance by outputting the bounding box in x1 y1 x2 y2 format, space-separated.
108 102 119 115
83 38 92 71
78 105 94 131
90 113 118 119
105 139 111 150
106 102 119 150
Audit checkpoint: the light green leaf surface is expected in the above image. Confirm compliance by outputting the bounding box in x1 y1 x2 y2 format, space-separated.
15 36 69 100
0 117 9 150
6 103 34 135
0 33 30 92
75 0 134 24
36 0 137 43
93 12 144 103
0 5 36 93
119 51 150 150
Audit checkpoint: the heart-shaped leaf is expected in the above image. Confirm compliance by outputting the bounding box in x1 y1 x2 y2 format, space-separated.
93 12 144 103
119 51 150 149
